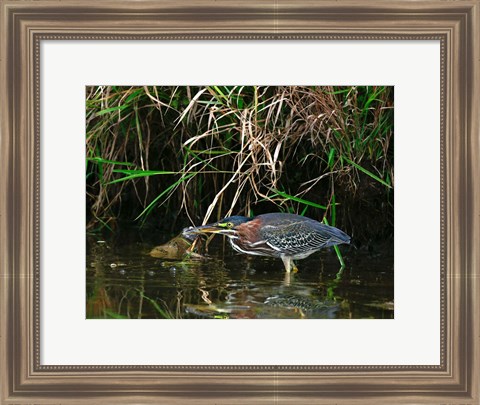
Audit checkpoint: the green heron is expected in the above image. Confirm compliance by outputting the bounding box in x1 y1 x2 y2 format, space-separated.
188 213 350 273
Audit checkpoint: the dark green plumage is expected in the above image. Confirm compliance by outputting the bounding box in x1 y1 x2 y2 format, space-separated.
188 212 350 272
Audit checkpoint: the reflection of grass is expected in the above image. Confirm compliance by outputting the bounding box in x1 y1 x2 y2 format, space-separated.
325 265 347 301
137 290 175 319
86 236 393 319
103 309 127 319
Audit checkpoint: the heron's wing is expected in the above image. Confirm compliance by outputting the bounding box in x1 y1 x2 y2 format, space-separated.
260 220 349 256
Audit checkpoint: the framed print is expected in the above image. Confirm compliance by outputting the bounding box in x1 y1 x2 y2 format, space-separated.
1 0 479 404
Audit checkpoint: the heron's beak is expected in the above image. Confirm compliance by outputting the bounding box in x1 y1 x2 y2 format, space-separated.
186 224 225 235
188 224 236 236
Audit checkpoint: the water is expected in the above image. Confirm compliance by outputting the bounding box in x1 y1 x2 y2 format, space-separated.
86 228 394 319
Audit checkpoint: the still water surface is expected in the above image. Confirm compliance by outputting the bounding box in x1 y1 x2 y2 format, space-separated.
86 228 393 319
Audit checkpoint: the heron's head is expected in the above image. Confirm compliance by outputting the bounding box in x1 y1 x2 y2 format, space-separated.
187 216 251 238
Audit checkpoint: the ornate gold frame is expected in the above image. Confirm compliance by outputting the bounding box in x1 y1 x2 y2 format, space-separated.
1 1 479 403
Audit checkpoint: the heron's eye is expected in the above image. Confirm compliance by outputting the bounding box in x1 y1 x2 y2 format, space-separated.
226 222 234 229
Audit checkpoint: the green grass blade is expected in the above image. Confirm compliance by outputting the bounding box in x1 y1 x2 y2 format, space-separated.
343 157 392 189
272 189 328 210
327 148 336 169
322 217 345 268
87 157 135 166
333 245 345 268
112 169 178 175
95 105 128 116
107 170 179 184
135 173 196 221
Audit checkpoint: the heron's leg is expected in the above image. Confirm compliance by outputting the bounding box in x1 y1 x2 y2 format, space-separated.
281 256 292 273
283 272 292 287
292 261 299 273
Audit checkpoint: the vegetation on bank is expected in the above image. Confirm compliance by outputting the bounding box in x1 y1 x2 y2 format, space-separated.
86 85 393 242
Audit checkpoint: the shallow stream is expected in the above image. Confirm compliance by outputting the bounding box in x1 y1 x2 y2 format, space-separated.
86 228 393 319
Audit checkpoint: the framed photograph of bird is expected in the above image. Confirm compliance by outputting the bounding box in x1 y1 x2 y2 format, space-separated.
85 84 394 321
1 1 478 404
